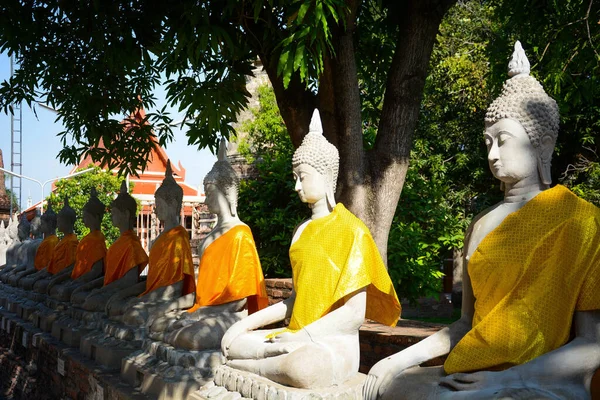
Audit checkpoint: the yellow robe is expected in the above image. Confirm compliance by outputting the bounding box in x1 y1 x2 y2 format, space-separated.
445 185 600 374
287 203 400 332
140 225 195 297
187 225 268 314
34 234 59 271
103 230 148 286
47 233 79 275
71 230 107 279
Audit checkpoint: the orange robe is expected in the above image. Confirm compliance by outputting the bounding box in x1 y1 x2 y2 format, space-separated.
187 225 268 314
139 225 195 297
47 233 79 275
103 230 148 286
71 230 107 280
34 234 59 271
445 185 600 373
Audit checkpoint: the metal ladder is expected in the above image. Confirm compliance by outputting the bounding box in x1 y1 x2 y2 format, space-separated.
10 56 22 215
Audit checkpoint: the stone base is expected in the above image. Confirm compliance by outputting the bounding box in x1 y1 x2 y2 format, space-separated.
191 366 365 400
51 317 93 348
121 341 224 399
81 331 143 370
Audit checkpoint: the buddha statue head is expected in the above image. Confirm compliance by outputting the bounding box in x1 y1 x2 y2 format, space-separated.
203 138 240 217
8 214 18 242
112 181 137 231
41 203 58 236
17 214 31 241
83 187 106 231
154 160 184 222
292 109 339 209
30 210 42 240
484 41 559 189
57 197 77 234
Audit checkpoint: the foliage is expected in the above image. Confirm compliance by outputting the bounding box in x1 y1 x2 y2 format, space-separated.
45 166 124 245
5 188 19 213
236 85 306 277
0 0 346 175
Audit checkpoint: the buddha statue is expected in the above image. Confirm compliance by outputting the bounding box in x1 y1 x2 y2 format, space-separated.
0 221 7 266
75 181 148 309
2 214 20 268
146 139 269 351
10 205 59 286
0 214 30 282
363 41 600 400
220 109 400 390
5 212 44 286
47 189 107 302
19 199 79 291
102 161 195 322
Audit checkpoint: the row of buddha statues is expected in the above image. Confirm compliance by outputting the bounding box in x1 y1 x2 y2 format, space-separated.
0 41 598 400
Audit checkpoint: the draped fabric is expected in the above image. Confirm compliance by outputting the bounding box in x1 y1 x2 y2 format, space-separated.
286 203 400 332
71 230 107 279
103 230 148 286
47 233 79 275
139 225 195 297
445 185 600 374
34 234 59 271
187 225 268 314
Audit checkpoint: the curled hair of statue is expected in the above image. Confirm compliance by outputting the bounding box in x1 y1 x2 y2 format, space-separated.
58 196 77 225
203 138 240 216
83 187 106 219
155 160 184 211
292 109 340 192
485 41 559 150
112 180 137 222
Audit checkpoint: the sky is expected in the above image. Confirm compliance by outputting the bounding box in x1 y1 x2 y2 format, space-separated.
0 53 217 210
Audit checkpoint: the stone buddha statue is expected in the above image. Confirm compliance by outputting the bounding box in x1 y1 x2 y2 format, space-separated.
20 199 79 291
75 181 148 309
220 109 400 390
0 220 7 266
146 139 269 351
2 214 20 269
5 212 44 286
363 41 600 400
47 188 107 302
102 161 195 321
10 205 59 286
0 214 30 281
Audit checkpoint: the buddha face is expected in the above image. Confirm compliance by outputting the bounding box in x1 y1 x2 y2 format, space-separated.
17 224 29 241
56 214 71 233
155 196 178 222
293 164 328 204
204 183 230 216
111 206 130 230
484 118 538 185
83 209 101 230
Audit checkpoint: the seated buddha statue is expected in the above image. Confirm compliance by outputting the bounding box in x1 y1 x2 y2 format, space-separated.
19 199 79 292
102 161 195 321
1 215 20 270
47 189 107 302
147 139 269 351
221 109 401 389
363 41 600 400
75 181 148 309
0 221 7 266
5 212 44 286
10 205 59 285
0 214 30 282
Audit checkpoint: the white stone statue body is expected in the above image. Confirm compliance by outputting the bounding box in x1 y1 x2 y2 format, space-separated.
0 221 7 266
363 41 600 400
220 109 382 389
146 139 264 351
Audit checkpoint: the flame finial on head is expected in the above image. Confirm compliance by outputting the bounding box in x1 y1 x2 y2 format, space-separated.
508 40 531 78
217 138 227 162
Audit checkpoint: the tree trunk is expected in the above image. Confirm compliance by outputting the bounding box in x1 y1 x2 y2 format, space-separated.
253 0 455 264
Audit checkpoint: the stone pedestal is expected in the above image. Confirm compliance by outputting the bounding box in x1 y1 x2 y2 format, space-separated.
191 366 365 400
80 321 146 371
121 341 224 400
